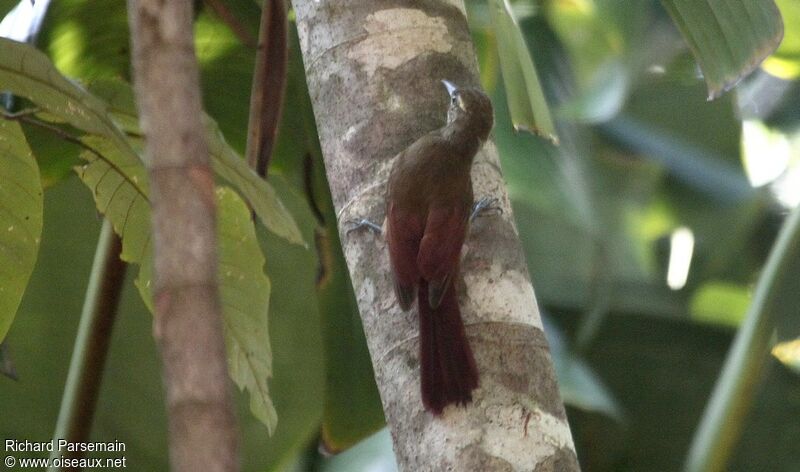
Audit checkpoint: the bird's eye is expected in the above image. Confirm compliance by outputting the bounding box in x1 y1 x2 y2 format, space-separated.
451 95 458 105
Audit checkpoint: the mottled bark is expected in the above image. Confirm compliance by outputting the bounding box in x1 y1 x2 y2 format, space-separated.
127 1 239 471
292 1 578 470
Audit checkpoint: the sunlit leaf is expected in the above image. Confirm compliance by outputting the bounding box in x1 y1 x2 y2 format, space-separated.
662 0 784 99
0 39 302 246
38 0 130 79
0 119 42 342
763 0 800 79
771 339 800 374
488 0 557 142
689 281 751 326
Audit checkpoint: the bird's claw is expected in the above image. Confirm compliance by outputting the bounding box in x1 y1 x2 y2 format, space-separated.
344 218 382 236
470 197 503 222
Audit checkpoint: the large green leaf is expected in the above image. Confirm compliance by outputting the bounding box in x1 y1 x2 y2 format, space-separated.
0 38 142 161
205 118 304 246
488 0 557 142
75 137 150 274
216 186 276 432
75 140 278 432
662 0 784 99
85 77 304 246
0 120 43 342
0 38 302 246
0 38 288 431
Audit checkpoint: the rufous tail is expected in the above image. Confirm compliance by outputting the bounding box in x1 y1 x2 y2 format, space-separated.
418 282 479 415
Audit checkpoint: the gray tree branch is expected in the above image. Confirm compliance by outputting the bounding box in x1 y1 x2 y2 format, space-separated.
292 1 579 470
127 1 239 470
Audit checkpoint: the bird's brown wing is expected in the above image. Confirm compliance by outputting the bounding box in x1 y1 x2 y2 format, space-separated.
386 201 426 310
417 203 469 308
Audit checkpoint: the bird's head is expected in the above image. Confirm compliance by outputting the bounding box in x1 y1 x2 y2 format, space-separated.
442 79 494 142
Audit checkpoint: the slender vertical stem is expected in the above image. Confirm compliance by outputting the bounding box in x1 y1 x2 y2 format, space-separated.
49 221 126 470
684 205 800 472
245 0 288 179
128 1 239 470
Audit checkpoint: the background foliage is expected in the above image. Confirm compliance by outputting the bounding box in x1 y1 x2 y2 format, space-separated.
1 0 798 470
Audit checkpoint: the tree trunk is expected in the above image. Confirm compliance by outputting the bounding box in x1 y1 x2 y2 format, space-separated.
291 1 579 470
127 1 239 471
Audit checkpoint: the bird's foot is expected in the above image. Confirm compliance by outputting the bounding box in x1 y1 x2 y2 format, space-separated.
470 197 503 222
344 218 383 236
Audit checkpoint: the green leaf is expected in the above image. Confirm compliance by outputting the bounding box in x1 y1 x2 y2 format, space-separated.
488 0 558 142
216 186 276 432
0 39 297 430
21 120 81 188
76 140 278 432
205 118 304 246
0 38 133 146
84 77 305 247
662 0 784 99
75 136 150 272
0 119 43 342
0 39 303 246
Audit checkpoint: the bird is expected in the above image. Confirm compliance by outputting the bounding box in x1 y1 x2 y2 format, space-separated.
383 79 494 414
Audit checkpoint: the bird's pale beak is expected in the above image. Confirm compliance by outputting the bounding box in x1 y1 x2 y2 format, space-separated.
441 79 458 98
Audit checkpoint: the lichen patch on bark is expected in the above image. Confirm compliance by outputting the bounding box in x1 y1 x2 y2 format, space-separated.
463 266 540 325
348 9 452 77
482 405 576 471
